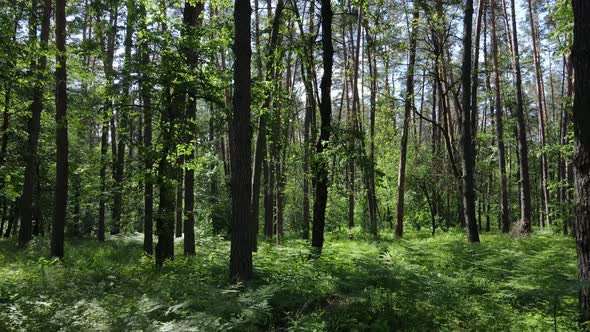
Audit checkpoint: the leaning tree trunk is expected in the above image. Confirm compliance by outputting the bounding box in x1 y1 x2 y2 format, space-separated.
51 0 68 259
311 0 333 253
572 0 590 323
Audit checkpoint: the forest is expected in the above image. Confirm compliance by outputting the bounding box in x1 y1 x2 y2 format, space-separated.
0 0 589 330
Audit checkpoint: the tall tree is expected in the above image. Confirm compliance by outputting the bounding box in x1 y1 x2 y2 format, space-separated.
489 0 510 233
572 0 590 322
51 0 68 258
509 0 532 234
182 0 204 256
395 5 419 237
19 0 51 247
459 0 480 243
229 0 253 281
139 0 153 253
311 0 333 253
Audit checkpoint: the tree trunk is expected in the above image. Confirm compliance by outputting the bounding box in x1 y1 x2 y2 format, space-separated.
572 0 590 322
395 5 419 237
490 0 510 233
19 0 50 247
509 0 532 234
526 0 551 227
311 0 333 253
51 0 68 259
229 0 253 281
139 0 153 254
460 0 480 243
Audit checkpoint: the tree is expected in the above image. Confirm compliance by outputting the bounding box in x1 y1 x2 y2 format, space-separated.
229 0 253 281
572 0 590 322
509 0 532 235
489 0 510 233
459 0 480 243
51 0 68 259
395 4 419 237
19 0 51 247
182 0 205 256
311 0 333 253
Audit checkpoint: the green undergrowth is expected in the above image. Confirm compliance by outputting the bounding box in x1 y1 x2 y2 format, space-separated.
0 230 580 331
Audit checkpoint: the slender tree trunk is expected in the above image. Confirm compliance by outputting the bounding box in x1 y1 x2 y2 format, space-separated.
112 0 135 235
395 5 419 237
460 0 480 243
490 0 510 233
51 0 68 259
311 0 333 253
526 0 551 226
509 0 532 234
251 0 285 249
139 0 153 254
175 158 184 238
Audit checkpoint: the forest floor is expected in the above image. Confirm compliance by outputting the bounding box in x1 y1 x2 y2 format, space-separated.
0 229 580 331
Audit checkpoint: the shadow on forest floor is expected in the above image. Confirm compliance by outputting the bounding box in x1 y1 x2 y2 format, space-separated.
0 230 580 331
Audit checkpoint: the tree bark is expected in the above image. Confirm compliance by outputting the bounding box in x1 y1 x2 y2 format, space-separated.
509 0 532 234
460 0 480 243
395 5 419 237
51 0 68 259
229 0 253 281
19 0 50 247
572 0 590 322
311 0 333 253
490 0 510 233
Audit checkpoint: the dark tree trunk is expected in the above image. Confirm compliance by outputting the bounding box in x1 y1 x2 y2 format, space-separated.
509 0 532 234
396 5 419 237
181 0 203 257
311 0 333 253
459 0 480 243
19 0 50 247
51 0 68 259
229 0 253 281
572 0 590 323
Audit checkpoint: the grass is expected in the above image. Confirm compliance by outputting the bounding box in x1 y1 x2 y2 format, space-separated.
0 230 580 331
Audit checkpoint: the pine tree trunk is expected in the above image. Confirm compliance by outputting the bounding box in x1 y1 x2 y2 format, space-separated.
19 0 50 247
139 0 153 253
509 0 532 234
51 0 68 259
572 0 590 322
229 0 253 281
311 0 333 253
460 0 480 243
490 0 510 233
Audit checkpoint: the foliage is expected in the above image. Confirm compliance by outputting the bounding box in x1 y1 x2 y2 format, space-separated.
0 231 579 331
